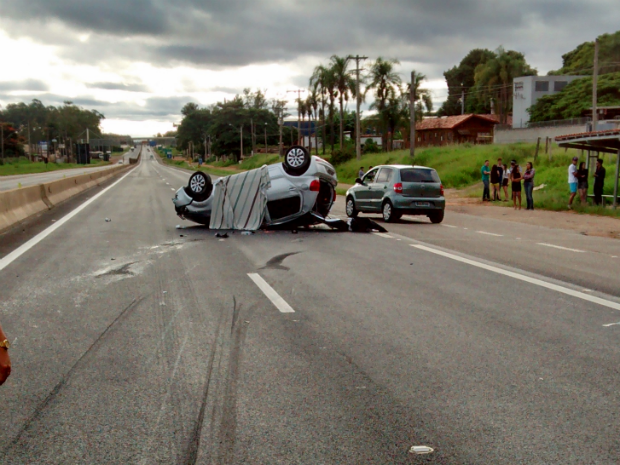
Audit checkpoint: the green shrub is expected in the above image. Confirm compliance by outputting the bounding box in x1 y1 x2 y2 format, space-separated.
331 147 355 165
363 139 381 154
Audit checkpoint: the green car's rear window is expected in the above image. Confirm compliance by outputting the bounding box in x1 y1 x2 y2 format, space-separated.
400 169 440 183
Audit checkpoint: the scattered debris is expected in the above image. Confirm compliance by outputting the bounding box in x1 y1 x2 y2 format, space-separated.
409 445 434 455
175 225 184 229
105 218 111 222
179 234 185 237
111 258 116 261
291 229 298 234
533 183 547 191
163 291 167 294
215 233 229 238
241 231 254 235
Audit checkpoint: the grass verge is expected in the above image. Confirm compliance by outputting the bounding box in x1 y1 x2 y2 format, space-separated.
0 157 110 176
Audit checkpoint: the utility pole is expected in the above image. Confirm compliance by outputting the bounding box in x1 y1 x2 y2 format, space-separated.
264 122 268 153
410 71 416 159
278 108 284 156
592 38 599 132
461 82 465 115
1 124 4 161
288 89 304 146
347 55 368 160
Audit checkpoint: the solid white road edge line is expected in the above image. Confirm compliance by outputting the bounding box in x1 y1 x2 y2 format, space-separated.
412 244 620 312
442 224 457 228
538 243 585 253
603 322 620 327
372 232 393 238
248 273 295 313
0 167 136 274
477 231 503 237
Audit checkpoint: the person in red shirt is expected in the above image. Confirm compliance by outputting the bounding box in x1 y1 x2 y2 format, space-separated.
0 323 10 386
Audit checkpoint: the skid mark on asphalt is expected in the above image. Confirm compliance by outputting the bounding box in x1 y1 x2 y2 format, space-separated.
260 252 301 270
1 297 145 458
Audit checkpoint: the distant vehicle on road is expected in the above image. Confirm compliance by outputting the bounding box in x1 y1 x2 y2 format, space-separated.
173 146 338 229
346 165 445 223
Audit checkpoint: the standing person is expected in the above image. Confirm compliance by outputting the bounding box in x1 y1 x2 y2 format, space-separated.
481 160 491 201
502 163 509 201
576 161 589 205
0 323 10 386
523 161 535 210
510 162 523 210
490 158 503 201
358 167 364 179
568 157 578 208
593 158 606 205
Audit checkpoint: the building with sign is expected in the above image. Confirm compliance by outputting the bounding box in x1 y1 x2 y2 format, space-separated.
512 75 586 129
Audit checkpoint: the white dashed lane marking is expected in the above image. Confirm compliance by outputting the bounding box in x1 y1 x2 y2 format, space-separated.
248 273 295 313
537 243 585 253
477 231 504 237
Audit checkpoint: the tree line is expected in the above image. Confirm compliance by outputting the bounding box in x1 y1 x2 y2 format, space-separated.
0 99 130 158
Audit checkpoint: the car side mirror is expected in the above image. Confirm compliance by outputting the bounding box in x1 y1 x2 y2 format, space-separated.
355 178 363 185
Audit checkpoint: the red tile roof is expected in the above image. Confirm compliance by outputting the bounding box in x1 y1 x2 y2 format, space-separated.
416 114 501 131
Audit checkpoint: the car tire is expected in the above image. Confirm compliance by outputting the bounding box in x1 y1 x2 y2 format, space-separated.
185 171 212 202
345 196 358 218
283 146 311 176
382 200 396 222
428 210 445 224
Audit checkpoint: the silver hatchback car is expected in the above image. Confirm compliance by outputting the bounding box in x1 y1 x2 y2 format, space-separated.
345 165 445 223
173 146 338 229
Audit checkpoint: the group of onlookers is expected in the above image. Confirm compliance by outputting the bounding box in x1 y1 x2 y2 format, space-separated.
481 158 535 210
568 156 606 208
481 156 608 211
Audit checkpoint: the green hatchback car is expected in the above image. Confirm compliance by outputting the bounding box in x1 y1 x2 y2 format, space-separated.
345 165 445 223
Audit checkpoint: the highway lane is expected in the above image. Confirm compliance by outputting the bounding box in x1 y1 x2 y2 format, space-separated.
1 153 620 463
330 198 620 297
0 150 136 192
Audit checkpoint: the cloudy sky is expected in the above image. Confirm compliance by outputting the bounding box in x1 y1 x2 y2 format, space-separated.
0 0 617 136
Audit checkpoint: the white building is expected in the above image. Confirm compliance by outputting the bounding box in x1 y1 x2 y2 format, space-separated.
512 75 586 129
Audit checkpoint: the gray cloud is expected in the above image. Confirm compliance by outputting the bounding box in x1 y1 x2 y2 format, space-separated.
1 0 619 127
86 82 150 92
0 79 49 92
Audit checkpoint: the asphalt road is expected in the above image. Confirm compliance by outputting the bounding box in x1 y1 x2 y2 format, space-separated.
0 150 135 192
1 151 620 464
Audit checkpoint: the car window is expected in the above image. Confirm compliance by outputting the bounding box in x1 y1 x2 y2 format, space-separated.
363 169 378 184
376 168 393 183
400 168 440 183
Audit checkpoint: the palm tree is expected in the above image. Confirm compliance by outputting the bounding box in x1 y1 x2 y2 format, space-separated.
400 72 433 148
310 64 337 153
368 57 401 151
329 55 356 149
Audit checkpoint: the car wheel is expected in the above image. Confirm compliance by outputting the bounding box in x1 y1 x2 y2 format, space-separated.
184 171 212 202
382 200 396 222
283 145 311 176
428 210 445 224
346 196 358 218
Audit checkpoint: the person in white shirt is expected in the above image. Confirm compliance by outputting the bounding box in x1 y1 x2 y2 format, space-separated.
568 157 579 208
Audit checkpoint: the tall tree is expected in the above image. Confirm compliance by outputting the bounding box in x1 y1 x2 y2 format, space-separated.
438 49 495 116
307 89 320 155
329 55 356 148
474 47 537 124
310 64 331 154
367 57 401 151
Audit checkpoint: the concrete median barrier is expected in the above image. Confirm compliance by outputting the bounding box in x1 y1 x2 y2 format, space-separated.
0 164 131 234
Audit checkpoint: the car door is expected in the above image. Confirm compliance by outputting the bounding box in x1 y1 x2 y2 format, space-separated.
354 168 378 210
368 168 393 211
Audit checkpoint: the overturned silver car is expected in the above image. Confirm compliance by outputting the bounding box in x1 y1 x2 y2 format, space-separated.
172 146 338 229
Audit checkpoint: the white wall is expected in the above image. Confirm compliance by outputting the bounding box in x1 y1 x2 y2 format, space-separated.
495 124 586 144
